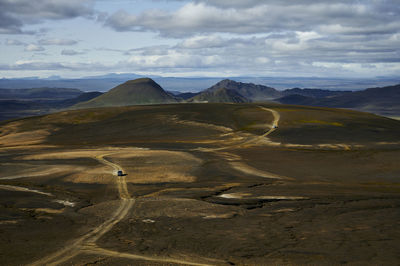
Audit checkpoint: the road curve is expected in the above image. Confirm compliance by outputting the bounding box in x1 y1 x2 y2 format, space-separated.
199 105 280 151
258 106 280 137
239 106 280 147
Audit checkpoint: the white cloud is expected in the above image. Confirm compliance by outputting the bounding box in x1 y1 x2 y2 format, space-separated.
39 38 78 45
127 50 223 68
177 35 226 49
104 1 400 38
5 39 25 45
24 44 44 51
1 0 399 79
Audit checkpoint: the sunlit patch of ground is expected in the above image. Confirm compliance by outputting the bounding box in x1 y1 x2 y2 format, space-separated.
0 165 85 181
19 147 202 184
0 184 52 196
0 122 51 146
20 207 64 214
167 114 233 133
108 149 203 184
230 161 288 180
298 120 344 127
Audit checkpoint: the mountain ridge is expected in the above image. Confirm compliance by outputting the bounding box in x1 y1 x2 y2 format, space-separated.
188 87 249 103
207 79 281 101
277 84 400 117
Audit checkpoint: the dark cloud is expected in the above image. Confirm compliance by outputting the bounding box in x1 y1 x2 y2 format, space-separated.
0 0 94 34
105 1 400 38
0 9 23 34
1 0 399 78
99 0 400 77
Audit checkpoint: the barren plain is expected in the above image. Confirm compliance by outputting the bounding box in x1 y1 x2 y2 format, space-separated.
1 103 400 265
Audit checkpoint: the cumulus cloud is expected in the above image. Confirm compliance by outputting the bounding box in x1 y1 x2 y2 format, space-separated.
177 35 226 49
24 44 44 51
104 1 400 37
98 0 400 77
127 50 223 69
39 38 78 45
1 0 399 78
113 28 400 77
0 0 94 34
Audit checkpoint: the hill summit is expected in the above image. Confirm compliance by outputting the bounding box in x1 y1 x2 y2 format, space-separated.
189 87 249 103
75 78 178 108
207 79 282 101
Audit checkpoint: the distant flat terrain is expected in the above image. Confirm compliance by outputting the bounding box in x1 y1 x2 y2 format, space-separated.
0 103 399 265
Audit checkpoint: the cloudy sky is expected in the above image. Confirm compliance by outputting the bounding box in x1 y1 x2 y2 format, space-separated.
1 0 400 78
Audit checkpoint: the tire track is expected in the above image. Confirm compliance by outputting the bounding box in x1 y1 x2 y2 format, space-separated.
31 152 219 266
196 106 289 181
197 106 280 152
31 153 134 266
83 246 221 266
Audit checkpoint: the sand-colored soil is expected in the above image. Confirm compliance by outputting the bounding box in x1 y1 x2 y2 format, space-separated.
0 121 52 147
21 147 202 184
0 184 52 196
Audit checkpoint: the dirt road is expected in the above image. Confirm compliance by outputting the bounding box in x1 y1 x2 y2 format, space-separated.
28 107 282 265
0 184 53 196
238 106 280 147
30 153 134 266
30 153 219 266
258 106 280 137
198 106 280 152
196 106 288 181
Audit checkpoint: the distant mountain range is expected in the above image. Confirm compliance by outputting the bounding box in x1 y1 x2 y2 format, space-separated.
0 87 82 100
281 88 351 98
0 77 399 121
73 78 399 118
277 84 400 118
0 88 102 121
2 73 399 92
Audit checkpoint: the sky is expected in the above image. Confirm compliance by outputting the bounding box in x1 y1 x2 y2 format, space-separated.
1 0 400 79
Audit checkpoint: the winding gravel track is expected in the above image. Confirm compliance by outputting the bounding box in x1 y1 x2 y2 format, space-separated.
30 153 218 266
